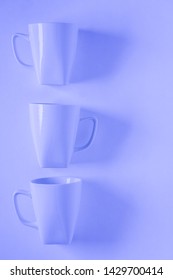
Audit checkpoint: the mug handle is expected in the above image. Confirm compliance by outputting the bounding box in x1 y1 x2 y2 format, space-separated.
11 33 33 67
74 116 98 152
13 189 38 229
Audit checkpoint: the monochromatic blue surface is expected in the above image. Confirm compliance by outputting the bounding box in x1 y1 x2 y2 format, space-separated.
1 0 173 259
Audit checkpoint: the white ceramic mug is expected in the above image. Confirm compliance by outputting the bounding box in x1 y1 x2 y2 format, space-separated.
29 103 98 168
13 177 82 244
12 22 78 85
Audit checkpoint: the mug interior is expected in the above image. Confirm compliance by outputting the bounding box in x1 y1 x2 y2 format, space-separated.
31 177 81 185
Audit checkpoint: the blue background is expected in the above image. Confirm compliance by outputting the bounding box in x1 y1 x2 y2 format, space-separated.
1 0 173 259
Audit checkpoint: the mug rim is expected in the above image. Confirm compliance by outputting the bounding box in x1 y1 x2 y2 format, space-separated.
29 102 80 108
31 176 82 185
28 22 78 27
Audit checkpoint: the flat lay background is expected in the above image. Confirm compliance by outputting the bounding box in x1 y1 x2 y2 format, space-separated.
1 0 173 259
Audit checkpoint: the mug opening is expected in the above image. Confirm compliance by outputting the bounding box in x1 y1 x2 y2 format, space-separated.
28 22 78 28
29 103 80 109
31 177 81 185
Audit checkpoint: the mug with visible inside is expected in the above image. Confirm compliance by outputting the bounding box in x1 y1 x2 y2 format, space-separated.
13 177 82 244
29 103 98 168
12 22 78 85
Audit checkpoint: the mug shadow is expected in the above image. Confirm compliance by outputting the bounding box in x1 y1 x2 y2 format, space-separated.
70 30 130 83
72 109 131 164
73 180 135 245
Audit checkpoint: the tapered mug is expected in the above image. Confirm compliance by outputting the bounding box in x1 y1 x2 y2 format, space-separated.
13 177 82 244
12 22 78 85
29 103 98 168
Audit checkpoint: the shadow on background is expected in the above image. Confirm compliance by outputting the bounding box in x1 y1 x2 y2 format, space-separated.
70 30 130 83
72 109 131 164
74 180 135 245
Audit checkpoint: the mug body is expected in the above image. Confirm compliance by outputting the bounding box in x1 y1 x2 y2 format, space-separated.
30 177 82 244
29 103 80 168
28 22 78 85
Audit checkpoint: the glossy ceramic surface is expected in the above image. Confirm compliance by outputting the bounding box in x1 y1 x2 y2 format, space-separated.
29 103 98 168
12 22 78 85
13 177 82 244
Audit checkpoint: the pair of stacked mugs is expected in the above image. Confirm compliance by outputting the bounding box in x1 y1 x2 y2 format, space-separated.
12 22 98 244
